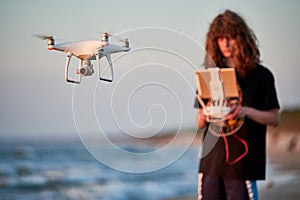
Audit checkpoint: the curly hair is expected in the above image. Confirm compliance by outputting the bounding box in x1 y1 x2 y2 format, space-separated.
203 10 260 77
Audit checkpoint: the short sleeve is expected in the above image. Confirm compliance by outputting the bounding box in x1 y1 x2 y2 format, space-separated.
263 68 280 110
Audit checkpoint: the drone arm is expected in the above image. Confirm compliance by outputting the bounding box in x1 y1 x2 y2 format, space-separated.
65 52 81 84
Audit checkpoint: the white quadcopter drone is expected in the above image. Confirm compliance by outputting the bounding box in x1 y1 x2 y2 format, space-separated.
36 32 130 83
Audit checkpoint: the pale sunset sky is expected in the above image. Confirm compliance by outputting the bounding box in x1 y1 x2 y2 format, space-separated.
0 0 299 142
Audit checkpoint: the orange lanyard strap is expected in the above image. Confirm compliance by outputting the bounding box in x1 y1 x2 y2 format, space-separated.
222 87 248 165
222 130 249 165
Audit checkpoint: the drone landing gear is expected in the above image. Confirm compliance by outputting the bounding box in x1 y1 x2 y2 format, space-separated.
64 51 114 84
65 52 81 84
95 51 113 82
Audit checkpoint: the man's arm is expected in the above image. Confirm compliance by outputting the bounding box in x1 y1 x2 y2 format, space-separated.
239 107 280 127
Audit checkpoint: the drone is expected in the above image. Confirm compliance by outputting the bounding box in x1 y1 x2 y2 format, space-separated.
37 32 130 83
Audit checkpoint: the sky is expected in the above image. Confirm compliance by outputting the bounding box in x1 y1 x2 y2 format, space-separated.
0 0 300 142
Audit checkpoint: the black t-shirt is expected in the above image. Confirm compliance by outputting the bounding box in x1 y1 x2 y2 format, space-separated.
197 64 280 180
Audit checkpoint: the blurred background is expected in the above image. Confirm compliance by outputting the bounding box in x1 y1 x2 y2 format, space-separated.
0 0 299 199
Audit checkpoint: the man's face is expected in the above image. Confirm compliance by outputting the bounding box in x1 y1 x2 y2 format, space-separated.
217 37 237 58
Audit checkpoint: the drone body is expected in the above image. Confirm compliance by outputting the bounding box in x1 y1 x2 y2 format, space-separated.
40 32 130 83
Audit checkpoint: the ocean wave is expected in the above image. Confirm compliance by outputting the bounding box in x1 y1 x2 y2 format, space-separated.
0 144 199 200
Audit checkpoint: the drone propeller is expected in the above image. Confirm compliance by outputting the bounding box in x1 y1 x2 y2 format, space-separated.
97 31 113 38
106 32 113 37
97 31 128 44
107 34 129 47
33 34 54 40
33 34 56 48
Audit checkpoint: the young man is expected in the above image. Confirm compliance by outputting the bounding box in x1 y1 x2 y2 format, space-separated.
196 10 280 200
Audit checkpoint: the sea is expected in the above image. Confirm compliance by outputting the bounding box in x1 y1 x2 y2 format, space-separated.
1 139 299 200
0 141 200 200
